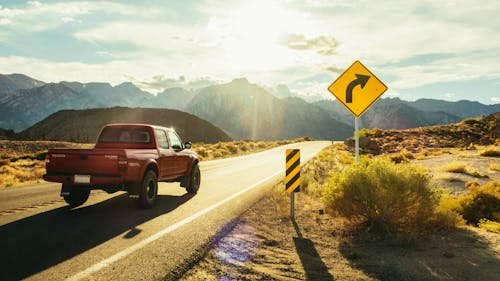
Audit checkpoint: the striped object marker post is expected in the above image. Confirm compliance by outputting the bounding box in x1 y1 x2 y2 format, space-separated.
285 149 300 219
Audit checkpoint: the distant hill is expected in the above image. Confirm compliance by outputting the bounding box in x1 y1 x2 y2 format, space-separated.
142 87 197 110
18 107 232 143
0 78 201 131
314 97 500 130
185 78 352 140
0 73 44 96
1 73 499 139
347 112 500 155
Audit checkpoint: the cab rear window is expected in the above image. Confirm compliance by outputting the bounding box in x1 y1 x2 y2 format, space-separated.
98 127 152 144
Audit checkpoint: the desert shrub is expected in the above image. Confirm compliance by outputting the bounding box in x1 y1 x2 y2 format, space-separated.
490 163 499 171
456 181 500 225
478 219 500 233
467 168 489 178
465 180 480 189
389 153 407 164
226 143 239 154
389 151 411 163
480 149 500 157
400 149 414 159
322 158 451 240
9 150 47 162
257 142 268 149
239 143 250 152
268 182 290 218
461 118 480 126
439 162 467 173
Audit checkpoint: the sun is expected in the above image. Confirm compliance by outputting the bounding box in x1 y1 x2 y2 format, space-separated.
204 0 306 74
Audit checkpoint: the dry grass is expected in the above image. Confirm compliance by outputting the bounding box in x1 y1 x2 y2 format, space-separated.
478 219 500 233
192 137 312 161
490 163 500 171
480 148 500 157
0 159 46 188
438 162 489 179
439 162 468 173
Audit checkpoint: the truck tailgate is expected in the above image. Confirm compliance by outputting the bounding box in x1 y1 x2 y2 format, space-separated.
46 148 126 176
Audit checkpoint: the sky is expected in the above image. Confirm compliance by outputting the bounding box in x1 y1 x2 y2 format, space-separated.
0 0 499 104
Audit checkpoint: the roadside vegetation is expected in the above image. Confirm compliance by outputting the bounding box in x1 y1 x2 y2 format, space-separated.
192 137 312 161
186 143 500 280
0 138 313 188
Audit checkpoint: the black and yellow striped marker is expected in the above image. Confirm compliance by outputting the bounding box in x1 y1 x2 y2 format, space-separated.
285 149 300 193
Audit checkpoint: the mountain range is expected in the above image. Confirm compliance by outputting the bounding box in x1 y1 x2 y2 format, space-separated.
0 73 498 141
18 107 232 144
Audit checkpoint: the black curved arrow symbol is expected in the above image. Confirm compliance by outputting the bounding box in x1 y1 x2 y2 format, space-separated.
346 74 370 103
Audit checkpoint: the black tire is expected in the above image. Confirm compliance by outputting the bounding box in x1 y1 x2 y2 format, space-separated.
63 185 90 208
186 163 201 194
137 170 158 208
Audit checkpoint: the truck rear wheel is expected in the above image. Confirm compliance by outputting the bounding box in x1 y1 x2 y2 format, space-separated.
63 185 90 208
186 163 200 194
137 170 158 208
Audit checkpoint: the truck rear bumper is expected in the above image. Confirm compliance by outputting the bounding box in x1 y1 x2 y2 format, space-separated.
43 173 124 186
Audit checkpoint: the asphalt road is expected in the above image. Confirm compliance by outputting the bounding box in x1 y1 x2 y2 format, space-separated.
0 141 331 281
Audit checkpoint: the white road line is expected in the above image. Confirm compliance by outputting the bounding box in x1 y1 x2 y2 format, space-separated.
67 170 282 281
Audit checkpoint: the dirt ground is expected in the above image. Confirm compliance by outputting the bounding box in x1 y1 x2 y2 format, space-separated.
180 149 500 281
180 191 499 281
413 147 500 195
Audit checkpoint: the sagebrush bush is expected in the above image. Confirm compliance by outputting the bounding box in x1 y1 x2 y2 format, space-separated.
478 219 500 233
480 149 500 157
439 162 467 173
322 157 453 239
457 181 500 225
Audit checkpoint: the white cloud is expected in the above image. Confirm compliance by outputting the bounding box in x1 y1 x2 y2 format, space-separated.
386 90 401 97
1 0 500 103
491 97 500 103
0 1 165 34
27 1 42 8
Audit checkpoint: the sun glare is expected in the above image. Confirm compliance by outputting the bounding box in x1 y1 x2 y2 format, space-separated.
204 1 306 73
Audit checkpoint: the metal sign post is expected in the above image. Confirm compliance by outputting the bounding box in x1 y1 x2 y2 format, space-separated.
285 149 300 219
355 117 359 163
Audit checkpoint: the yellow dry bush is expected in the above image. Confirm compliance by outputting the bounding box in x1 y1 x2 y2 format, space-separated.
439 162 467 173
323 157 457 241
478 219 500 233
267 182 289 219
456 181 500 225
0 174 17 187
479 149 500 157
489 163 499 171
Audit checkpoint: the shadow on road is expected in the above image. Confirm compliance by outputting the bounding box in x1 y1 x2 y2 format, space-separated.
0 192 194 281
292 219 334 281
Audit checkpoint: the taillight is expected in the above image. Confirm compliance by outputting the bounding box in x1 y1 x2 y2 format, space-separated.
45 154 50 164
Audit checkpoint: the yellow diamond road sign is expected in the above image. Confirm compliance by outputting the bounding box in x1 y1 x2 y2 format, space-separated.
328 60 388 117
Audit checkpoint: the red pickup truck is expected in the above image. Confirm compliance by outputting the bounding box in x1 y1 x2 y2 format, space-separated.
43 124 200 208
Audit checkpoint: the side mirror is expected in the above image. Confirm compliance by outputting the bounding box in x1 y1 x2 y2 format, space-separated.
184 141 192 149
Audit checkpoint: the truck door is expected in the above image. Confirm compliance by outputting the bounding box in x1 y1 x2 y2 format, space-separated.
167 131 189 175
154 129 175 180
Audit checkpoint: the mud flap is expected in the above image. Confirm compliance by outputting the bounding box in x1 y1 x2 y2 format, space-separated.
60 184 72 197
128 183 141 199
180 176 188 187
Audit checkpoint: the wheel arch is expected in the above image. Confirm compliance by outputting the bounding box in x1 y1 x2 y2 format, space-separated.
142 160 159 178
